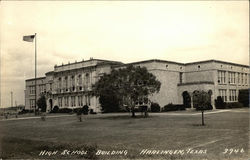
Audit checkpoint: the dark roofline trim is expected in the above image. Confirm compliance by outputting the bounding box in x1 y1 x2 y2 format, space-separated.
114 59 185 68
53 61 123 74
115 59 249 68
185 59 249 68
178 81 214 86
54 58 122 68
45 71 54 75
26 77 46 81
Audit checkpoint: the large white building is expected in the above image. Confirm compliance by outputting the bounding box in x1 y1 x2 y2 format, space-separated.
25 58 249 112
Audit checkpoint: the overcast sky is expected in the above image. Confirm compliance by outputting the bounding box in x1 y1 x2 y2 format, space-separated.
0 1 249 108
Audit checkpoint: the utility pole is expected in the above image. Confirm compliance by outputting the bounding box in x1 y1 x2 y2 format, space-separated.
11 91 13 107
23 33 37 115
35 33 37 115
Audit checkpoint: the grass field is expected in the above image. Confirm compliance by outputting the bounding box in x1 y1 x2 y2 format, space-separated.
0 109 249 160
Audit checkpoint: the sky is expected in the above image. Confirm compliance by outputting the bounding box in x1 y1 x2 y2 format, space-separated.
0 1 249 108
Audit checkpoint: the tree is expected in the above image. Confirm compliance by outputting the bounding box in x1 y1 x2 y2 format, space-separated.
93 65 161 117
37 94 47 112
238 89 249 107
192 90 212 125
215 96 226 109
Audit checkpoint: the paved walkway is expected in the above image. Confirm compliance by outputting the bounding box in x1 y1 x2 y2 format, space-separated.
0 114 74 122
0 109 248 122
151 109 232 116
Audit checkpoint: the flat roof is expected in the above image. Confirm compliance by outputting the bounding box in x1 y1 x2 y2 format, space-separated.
117 59 249 68
115 59 185 68
185 59 249 68
54 58 123 68
25 77 46 81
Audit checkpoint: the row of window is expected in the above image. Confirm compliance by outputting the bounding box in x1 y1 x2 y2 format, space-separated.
29 99 36 108
219 89 237 102
58 95 91 107
29 85 46 95
218 71 248 85
57 74 91 89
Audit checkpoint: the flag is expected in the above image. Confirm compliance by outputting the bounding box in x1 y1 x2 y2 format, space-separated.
23 35 35 42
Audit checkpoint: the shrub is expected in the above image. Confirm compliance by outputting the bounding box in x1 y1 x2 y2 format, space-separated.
162 103 185 112
150 102 161 112
83 105 89 115
73 108 83 115
90 109 97 114
57 108 73 113
196 104 213 111
50 106 59 113
215 101 244 109
37 95 47 112
18 109 31 114
238 89 249 107
225 102 244 109
215 96 226 109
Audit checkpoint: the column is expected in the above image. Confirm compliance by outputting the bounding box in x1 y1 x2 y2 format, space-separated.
190 93 194 109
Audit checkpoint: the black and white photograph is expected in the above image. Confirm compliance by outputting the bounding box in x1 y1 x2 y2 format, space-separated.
0 1 249 160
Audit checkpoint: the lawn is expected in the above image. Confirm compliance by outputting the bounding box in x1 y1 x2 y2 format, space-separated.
0 109 249 160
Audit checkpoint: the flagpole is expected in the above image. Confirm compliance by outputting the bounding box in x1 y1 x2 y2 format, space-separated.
35 33 37 115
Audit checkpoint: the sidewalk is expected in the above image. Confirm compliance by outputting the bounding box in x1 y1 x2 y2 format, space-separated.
1 108 248 122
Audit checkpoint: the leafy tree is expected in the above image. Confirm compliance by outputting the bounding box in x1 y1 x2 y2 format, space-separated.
192 90 212 125
37 94 47 112
83 105 89 115
238 89 249 107
99 94 120 113
215 96 226 109
93 65 161 117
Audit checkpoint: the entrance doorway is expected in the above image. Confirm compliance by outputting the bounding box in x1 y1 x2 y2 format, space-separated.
49 99 53 111
182 91 191 108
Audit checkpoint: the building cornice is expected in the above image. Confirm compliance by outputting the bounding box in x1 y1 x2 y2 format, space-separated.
185 59 249 68
178 81 214 86
25 77 46 81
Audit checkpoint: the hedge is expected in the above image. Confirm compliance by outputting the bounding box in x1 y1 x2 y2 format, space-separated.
238 89 249 107
150 102 161 112
162 103 185 112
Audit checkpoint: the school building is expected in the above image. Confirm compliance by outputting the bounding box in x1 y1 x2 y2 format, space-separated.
25 58 249 112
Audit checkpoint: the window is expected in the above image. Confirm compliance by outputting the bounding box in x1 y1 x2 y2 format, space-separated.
71 96 75 107
85 73 90 87
64 77 68 89
228 72 235 84
58 97 62 107
245 73 248 85
71 76 75 88
78 96 83 106
88 96 91 106
29 86 35 94
58 78 62 89
218 71 226 84
64 96 69 107
219 89 227 102
78 75 82 86
238 73 240 84
30 99 35 108
179 72 183 84
85 95 90 106
229 90 237 102
241 73 244 84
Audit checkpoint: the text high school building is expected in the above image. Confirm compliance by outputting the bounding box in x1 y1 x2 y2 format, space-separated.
25 58 249 112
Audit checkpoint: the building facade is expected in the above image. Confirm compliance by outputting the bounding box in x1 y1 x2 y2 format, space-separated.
24 58 249 112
